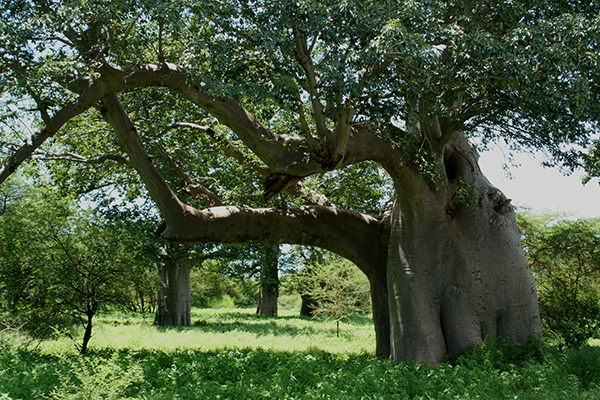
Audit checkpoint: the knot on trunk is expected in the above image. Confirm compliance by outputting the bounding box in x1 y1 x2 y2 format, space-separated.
488 189 512 214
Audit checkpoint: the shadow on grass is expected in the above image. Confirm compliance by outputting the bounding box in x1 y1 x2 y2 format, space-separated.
154 311 373 339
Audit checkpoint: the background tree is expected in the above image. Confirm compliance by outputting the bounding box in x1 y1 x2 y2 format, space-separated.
1 0 599 363
518 212 600 348
297 255 371 337
255 244 280 317
0 178 157 353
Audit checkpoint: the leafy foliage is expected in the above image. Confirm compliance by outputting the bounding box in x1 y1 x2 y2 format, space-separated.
1 0 598 190
0 177 158 352
296 255 371 336
0 309 599 399
518 211 600 347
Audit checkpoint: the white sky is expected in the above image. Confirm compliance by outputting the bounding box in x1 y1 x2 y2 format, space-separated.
479 145 600 219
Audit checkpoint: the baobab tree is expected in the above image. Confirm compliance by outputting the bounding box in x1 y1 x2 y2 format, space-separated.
1 0 598 364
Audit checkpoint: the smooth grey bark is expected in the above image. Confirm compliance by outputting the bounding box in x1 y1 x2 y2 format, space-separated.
368 267 391 360
154 255 192 327
99 90 541 364
257 245 280 317
386 135 541 364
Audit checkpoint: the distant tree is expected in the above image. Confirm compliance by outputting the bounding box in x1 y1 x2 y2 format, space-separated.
256 244 280 317
0 179 157 353
298 256 371 337
518 212 600 347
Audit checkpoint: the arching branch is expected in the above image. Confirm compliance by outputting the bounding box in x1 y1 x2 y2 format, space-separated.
166 204 389 277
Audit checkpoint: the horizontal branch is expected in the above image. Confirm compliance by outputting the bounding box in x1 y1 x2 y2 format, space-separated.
165 205 389 276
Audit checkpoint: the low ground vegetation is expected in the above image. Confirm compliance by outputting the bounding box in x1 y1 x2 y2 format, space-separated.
1 308 599 399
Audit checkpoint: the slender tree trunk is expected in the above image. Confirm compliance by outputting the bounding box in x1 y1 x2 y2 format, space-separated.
257 245 280 316
154 256 192 326
80 311 94 354
386 135 542 364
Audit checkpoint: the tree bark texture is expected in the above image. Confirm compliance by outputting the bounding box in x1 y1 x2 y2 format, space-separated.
386 135 541 364
80 312 94 354
300 294 318 316
154 257 192 327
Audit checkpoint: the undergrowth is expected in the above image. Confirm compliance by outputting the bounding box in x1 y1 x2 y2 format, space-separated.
1 308 599 399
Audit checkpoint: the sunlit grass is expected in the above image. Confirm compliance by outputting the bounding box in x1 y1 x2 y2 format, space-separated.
2 308 600 400
35 308 376 356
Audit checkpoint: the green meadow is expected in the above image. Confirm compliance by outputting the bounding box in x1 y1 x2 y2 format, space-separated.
1 307 600 399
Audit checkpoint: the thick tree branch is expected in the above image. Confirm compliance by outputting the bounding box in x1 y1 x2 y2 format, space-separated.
1 62 401 188
293 29 330 140
100 63 401 176
99 94 188 223
157 121 333 206
166 205 389 277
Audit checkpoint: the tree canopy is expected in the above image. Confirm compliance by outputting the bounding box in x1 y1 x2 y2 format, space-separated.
1 0 598 187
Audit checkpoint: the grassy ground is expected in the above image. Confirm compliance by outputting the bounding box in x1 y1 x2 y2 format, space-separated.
1 308 599 399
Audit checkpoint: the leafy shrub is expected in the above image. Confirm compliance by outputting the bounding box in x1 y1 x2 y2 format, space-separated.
296 257 371 336
540 290 600 348
1 310 600 399
562 346 600 390
191 270 257 309
47 353 143 400
278 293 302 312
517 213 600 347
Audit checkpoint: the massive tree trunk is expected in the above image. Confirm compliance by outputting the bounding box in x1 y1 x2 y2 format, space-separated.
257 245 280 317
154 254 192 327
386 135 541 364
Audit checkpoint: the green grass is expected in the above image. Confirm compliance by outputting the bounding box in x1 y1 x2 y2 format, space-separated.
1 308 599 399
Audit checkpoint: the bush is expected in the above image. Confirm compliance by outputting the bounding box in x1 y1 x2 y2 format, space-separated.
517 213 600 347
47 353 143 400
540 290 600 348
191 270 257 309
